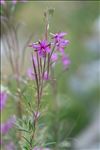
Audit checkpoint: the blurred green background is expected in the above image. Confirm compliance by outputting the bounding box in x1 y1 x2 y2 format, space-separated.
1 1 100 149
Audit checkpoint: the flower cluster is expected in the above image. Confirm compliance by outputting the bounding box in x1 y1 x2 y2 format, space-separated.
30 32 69 57
28 32 70 81
52 32 69 54
26 32 70 148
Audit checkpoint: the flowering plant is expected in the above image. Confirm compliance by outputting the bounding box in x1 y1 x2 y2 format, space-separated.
1 4 70 149
18 9 70 150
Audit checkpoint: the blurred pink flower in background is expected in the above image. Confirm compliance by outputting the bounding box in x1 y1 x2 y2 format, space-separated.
1 115 16 135
0 90 16 149
62 54 71 70
0 91 8 111
0 0 5 4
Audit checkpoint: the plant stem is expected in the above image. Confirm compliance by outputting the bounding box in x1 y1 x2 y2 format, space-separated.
29 10 50 149
30 54 42 149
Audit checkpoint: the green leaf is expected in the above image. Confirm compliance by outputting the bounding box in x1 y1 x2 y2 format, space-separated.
23 146 29 150
18 128 30 133
22 136 31 145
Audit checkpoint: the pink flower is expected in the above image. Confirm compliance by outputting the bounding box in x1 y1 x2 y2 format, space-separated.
30 40 51 57
52 32 67 42
62 54 71 69
52 32 69 53
57 39 69 54
0 91 8 111
0 0 5 5
1 116 16 135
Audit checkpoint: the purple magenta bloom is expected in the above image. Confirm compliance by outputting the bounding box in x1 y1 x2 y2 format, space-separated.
52 32 67 42
27 68 35 80
56 39 69 54
31 40 51 57
52 32 69 53
1 116 16 135
0 0 5 5
0 91 8 111
0 0 4 4
62 54 71 69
